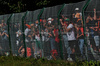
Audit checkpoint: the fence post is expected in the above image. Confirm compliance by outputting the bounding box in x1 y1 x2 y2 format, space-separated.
7 14 13 55
57 4 65 60
37 8 44 58
82 0 91 61
22 11 28 57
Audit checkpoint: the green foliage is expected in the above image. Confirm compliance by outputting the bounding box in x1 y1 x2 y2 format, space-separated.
0 56 100 66
0 0 51 14
0 0 26 13
36 0 50 6
7 1 26 13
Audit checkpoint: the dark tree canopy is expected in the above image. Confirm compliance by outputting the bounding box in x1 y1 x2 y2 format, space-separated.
0 0 85 15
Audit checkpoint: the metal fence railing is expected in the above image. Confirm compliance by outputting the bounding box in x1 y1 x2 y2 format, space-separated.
0 0 99 61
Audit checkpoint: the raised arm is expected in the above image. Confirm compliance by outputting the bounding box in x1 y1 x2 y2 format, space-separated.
94 8 96 20
66 24 73 32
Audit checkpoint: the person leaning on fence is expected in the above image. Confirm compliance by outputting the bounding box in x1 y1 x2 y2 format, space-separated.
31 28 36 55
35 32 42 58
75 23 84 57
0 24 2 51
25 24 31 37
1 27 9 56
53 26 59 55
47 20 53 30
85 27 91 51
86 9 99 53
18 40 25 57
91 9 100 53
97 15 100 53
48 29 57 60
66 21 77 61
86 14 96 51
26 29 34 57
60 18 72 61
73 11 85 58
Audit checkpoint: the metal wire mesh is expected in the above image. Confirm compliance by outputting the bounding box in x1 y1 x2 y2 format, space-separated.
60 1 86 61
9 12 26 57
24 9 42 58
0 14 10 56
84 0 100 61
39 5 63 60
0 0 99 61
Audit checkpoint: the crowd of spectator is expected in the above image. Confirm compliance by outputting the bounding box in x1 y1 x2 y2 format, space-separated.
22 8 100 61
0 7 100 61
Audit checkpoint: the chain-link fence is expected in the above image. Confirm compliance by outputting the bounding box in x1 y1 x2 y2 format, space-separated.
60 1 86 61
0 0 99 61
23 10 42 58
39 5 64 60
0 14 10 56
9 12 26 57
84 0 100 61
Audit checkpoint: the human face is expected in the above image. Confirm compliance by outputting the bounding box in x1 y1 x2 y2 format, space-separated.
43 19 46 23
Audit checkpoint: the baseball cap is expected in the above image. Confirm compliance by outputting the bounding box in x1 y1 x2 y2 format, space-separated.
65 18 70 21
47 18 52 21
75 8 79 10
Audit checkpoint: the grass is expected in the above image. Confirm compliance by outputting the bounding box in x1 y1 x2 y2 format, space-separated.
0 56 100 66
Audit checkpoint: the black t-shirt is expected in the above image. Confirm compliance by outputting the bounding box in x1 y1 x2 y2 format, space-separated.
77 20 81 26
86 19 95 28
32 35 35 40
72 18 77 24
94 20 99 36
47 24 52 27
87 20 99 36
27 31 32 41
78 27 84 39
49 31 55 38
42 23 46 30
51 20 55 25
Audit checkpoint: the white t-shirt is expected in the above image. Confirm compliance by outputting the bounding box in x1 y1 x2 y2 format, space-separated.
67 24 76 41
35 35 40 41
16 30 21 37
24 28 31 36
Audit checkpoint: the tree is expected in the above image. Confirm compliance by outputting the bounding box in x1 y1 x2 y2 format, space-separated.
36 0 50 6
0 0 84 14
0 0 50 14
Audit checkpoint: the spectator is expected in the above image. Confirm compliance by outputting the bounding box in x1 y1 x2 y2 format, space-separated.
1 27 9 55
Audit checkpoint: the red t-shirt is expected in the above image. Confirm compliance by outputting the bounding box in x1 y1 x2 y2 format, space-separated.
54 29 60 43
27 47 31 57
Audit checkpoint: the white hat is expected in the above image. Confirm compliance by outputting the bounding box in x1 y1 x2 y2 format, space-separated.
48 21 51 23
75 8 79 10
47 17 52 21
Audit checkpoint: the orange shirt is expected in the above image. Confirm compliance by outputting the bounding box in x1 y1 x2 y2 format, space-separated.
27 47 31 57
